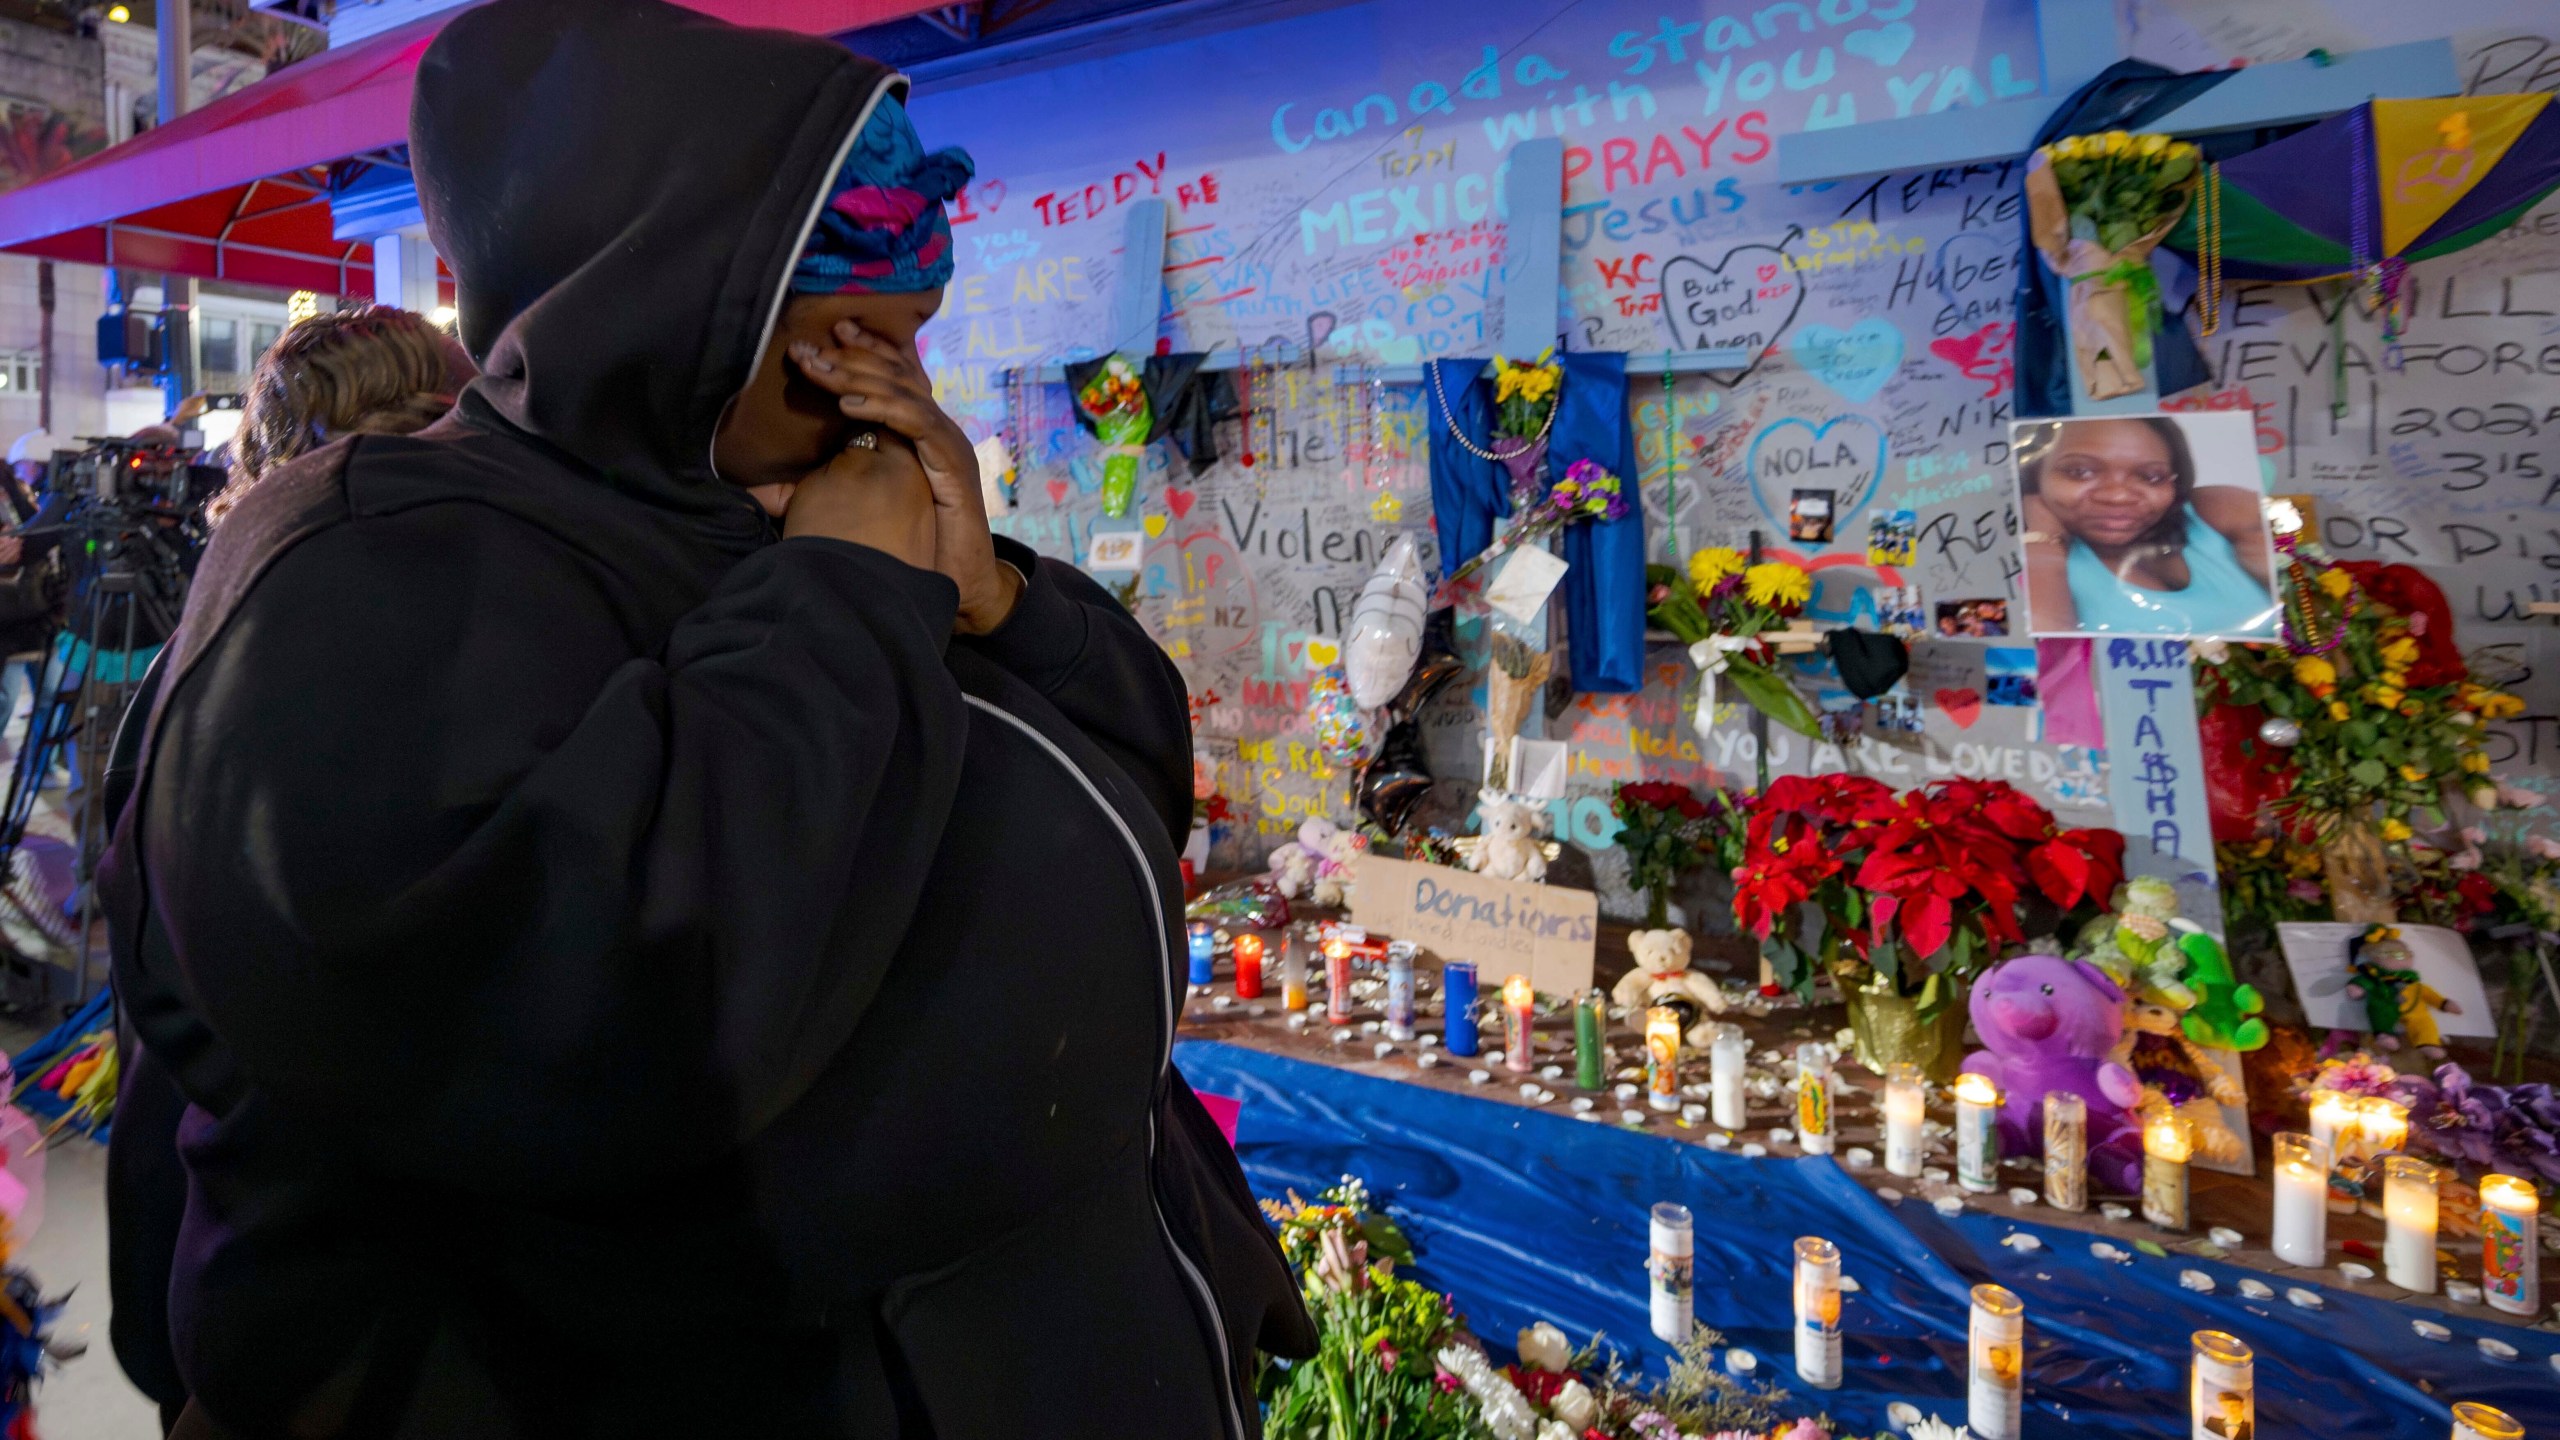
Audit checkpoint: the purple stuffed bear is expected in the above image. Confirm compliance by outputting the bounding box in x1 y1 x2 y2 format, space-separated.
1960 954 2146 1195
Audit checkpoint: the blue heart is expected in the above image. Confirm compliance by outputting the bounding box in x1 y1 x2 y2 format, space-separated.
1842 21 1915 67
1742 414 1890 543
1789 319 1904 403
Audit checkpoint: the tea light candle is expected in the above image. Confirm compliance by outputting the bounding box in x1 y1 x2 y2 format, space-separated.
2142 1112 2192 1231
1186 923 1216 988
2190 1331 2253 1440
2477 1173 2540 1317
1441 960 1479 1057
1324 938 1355 1023
1967 1283 2024 1440
1650 1202 1694 1343
1384 942 1417 1042
1796 1044 1836 1154
1232 933 1265 1000
1502 975 1537 1074
1792 1236 1842 1390
1710 1024 1748 1130
1953 1073 2002 1193
2450 1400 2526 1440
1574 989 1608 1091
2042 1091 2087 1213
2383 1154 2441 1294
1883 1064 1927 1179
1646 1006 1682 1111
2271 1131 2329 1268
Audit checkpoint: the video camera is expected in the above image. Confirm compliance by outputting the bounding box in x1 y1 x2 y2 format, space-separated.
45 436 223 520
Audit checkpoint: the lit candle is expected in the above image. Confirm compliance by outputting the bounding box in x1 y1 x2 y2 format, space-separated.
2383 1154 2441 1294
2309 1088 2361 1215
1281 933 1309 1014
2271 1131 2329 1268
2190 1331 2252 1440
1574 989 1608 1091
1795 1044 1836 1154
1650 1202 1694 1344
1324 938 1355 1023
2142 1112 2192 1231
1792 1236 1842 1389
1441 960 1479 1057
1967 1283 2024 1440
1710 1024 1748 1131
1646 1006 1682 1111
2478 1173 2540 1318
2358 1095 2409 1159
1232 933 1265 1000
1883 1064 1927 1179
2451 1400 2526 1440
2043 1091 2087 1213
1384 942 1416 1041
1954 1073 2002 1194
1502 975 1537 1074
1187 922 1216 988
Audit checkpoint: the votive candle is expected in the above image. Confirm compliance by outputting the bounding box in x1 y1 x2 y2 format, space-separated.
2143 1112 2192 1231
1502 975 1536 1074
2451 1400 2526 1440
1710 1024 1748 1130
1574 989 1607 1091
1954 1073 2002 1193
1324 938 1355 1023
2271 1132 2329 1268
2043 1091 2087 1213
1441 960 1479 1057
1967 1283 2024 1440
2358 1095 2410 1159
1650 1202 1694 1343
1792 1236 1842 1389
2384 1154 2442 1294
1187 922 1216 988
1231 933 1264 1000
2310 1087 2361 1214
1883 1064 1927 1179
1796 1044 1836 1154
1281 932 1309 1014
2190 1331 2253 1440
1384 942 1416 1041
2478 1173 2540 1318
1646 1006 1682 1111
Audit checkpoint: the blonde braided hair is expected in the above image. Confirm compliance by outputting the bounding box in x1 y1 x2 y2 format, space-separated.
211 304 475 524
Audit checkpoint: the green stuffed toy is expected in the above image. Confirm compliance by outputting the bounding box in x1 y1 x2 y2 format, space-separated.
2173 924 2267 1052
2077 877 2197 1012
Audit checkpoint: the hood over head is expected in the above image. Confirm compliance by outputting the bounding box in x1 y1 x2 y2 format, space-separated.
411 0 901 522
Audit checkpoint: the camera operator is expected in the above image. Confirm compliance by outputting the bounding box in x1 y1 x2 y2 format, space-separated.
0 432 61 737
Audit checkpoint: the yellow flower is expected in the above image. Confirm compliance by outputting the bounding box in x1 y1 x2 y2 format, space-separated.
2104 130 2132 156
2379 637 2419 666
1744 561 1811 609
2380 818 2414 843
2292 656 2336 689
2462 751 2492 774
2399 764 2427 783
2369 684 2405 710
2316 567 2354 600
1688 547 1746 590
2136 132 2169 157
2382 669 2408 691
2328 700 2350 722
2484 690 2527 719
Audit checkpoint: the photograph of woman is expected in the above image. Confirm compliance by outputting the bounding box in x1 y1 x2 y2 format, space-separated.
2012 412 2280 639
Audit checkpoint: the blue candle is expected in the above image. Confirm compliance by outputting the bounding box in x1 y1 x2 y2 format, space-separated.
1442 959 1479 1057
1187 923 1216 988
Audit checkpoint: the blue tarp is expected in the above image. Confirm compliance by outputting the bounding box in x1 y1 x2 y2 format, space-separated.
1180 1040 2560 1437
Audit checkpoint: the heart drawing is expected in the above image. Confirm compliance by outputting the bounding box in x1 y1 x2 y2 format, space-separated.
1142 514 1169 538
1934 688 1983 729
1045 479 1070 506
1789 319 1904 404
1841 21 1915 67
1163 485 1196 519
1929 322 2015 400
1742 414 1889 542
1656 241 1804 388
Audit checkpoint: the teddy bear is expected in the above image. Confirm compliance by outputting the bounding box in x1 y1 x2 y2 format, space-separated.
1611 928 1728 1044
1265 817 1338 901
2075 876 2195 1012
2114 998 2248 1166
1960 953 2146 1194
1469 790 1549 884
1308 824 1369 908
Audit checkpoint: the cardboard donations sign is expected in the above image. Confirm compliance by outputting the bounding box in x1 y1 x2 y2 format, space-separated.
1350 854 1597 997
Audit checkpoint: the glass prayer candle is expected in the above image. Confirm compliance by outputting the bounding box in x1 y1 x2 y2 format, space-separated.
1186 923 1215 988
1231 933 1264 1000
2478 1172 2540 1318
1574 989 1607 1091
1441 960 1478 1057
1646 1006 1682 1111
2358 1095 2409 1159
1650 1202 1694 1343
1281 933 1309 1014
1324 938 1355 1023
1967 1283 2024 1440
1502 975 1536 1073
1383 942 1416 1041
2271 1132 2328 1268
2190 1331 2252 1440
2143 1112 2193 1231
1709 1024 1747 1131
2310 1088 2361 1214
1884 1064 1927 1179
1794 1044 1836 1153
2043 1091 2087 1213
2451 1400 2526 1440
1953 1073 2002 1193
1792 1236 1842 1389
2384 1154 2441 1293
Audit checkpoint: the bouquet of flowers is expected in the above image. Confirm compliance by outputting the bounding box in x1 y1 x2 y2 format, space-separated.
2316 1056 2560 1189
1490 349 1560 445
1611 781 1747 928
1481 632 1551 793
1646 547 1820 739
1076 353 1151 517
2025 129 2202 399
1446 460 1628 588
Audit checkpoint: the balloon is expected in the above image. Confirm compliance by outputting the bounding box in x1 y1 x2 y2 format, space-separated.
1345 534 1428 709
2257 715 2302 748
1383 607 1466 724
1357 718 1434 837
1307 663 1373 764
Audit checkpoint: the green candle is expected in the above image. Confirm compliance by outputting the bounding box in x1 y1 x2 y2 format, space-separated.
1575 989 1608 1091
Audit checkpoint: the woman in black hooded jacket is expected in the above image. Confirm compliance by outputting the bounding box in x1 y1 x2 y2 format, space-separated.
100 1 1310 1434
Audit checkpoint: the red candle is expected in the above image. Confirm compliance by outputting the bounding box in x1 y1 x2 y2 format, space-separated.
1233 933 1265 999
1324 939 1354 1023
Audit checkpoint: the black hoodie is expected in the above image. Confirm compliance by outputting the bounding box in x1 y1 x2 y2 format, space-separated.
100 1 1311 1433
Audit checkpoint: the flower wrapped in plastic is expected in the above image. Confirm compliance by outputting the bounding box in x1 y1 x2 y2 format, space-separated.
2026 129 2202 399
1646 548 1819 738
1075 353 1150 517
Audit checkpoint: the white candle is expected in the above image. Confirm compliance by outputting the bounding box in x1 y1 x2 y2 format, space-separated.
2190 1331 2252 1440
1793 1236 1841 1389
2450 1400 2525 1440
2383 1154 2441 1294
1710 1024 1748 1131
1647 1007 1682 1112
1883 1063 1926 1178
2308 1088 2360 1215
2042 1091 2087 1213
2143 1113 2192 1232
1954 1073 2002 1193
2271 1132 2328 1268
1968 1283 2024 1440
1795 1044 1836 1155
2358 1095 2409 1158
1650 1202 1694 1344
2478 1173 2540 1318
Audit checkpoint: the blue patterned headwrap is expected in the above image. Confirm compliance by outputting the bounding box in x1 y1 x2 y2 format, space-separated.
790 95 974 295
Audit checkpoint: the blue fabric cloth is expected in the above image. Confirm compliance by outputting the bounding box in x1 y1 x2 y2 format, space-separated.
789 95 974 296
1177 1040 2560 1438
1551 352 1645 693
1424 358 1509 581
2065 501 2279 638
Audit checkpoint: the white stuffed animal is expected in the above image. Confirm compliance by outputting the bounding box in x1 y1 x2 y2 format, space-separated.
1265 817 1339 900
1611 928 1728 1043
1468 791 1549 883
1309 825 1369 908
